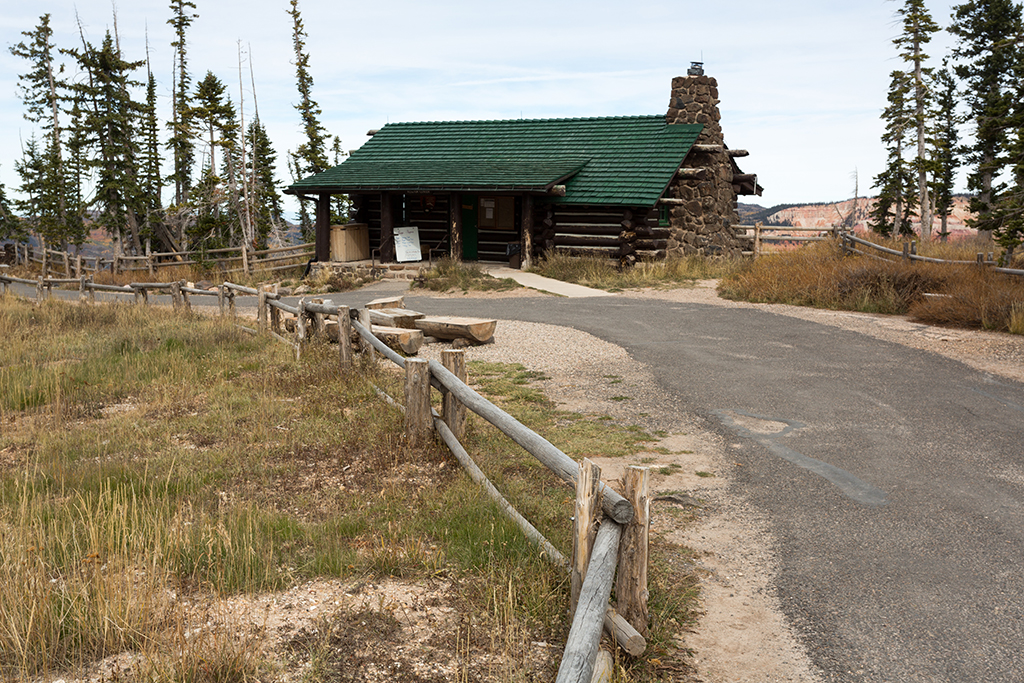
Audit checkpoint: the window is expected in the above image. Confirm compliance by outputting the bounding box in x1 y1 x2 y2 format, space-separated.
479 197 516 230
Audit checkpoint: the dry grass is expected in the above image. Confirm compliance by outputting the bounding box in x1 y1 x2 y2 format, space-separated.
531 252 743 291
414 257 520 293
719 239 1024 333
0 295 700 681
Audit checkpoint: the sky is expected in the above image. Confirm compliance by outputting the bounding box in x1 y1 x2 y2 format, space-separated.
0 0 967 215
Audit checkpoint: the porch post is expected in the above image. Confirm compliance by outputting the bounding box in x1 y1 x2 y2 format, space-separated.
315 193 331 262
520 194 534 270
450 192 463 261
380 192 396 262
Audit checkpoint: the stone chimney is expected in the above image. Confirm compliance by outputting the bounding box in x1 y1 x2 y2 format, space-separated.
664 73 747 257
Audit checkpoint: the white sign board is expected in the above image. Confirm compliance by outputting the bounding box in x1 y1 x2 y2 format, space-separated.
394 226 422 263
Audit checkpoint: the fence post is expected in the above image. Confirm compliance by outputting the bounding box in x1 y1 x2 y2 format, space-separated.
181 283 192 313
36 276 44 304
616 466 650 638
88 276 96 304
358 308 376 361
170 281 182 310
146 239 154 276
911 241 917 256
441 349 467 441
40 237 48 277
310 298 326 339
754 221 762 258
337 305 352 368
75 253 82 278
79 274 87 303
270 299 282 335
257 289 268 331
242 243 250 275
296 299 308 357
404 358 433 447
228 289 236 317
903 242 910 261
571 458 602 619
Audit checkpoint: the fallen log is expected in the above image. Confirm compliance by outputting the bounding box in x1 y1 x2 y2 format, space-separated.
373 325 424 355
365 295 404 310
415 316 496 343
368 307 425 329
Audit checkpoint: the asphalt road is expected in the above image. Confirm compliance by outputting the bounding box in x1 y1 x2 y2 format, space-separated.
396 292 1024 683
9 281 1024 681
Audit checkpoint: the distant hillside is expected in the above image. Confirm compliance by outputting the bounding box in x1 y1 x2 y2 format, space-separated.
739 197 975 235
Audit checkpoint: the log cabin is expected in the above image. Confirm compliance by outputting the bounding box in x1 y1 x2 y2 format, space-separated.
284 68 761 269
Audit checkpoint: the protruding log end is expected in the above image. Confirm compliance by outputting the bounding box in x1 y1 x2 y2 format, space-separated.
605 495 635 525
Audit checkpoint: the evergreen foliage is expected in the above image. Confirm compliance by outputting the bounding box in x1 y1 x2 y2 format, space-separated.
871 71 918 237
189 71 240 248
930 65 963 239
141 66 164 235
288 0 331 241
64 30 148 252
894 0 940 238
9 14 72 246
0 173 23 242
948 0 1024 235
167 0 198 207
246 119 284 248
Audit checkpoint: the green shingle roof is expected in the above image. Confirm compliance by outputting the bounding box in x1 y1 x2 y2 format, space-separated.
286 116 702 207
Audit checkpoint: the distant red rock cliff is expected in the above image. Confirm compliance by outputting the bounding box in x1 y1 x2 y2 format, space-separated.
764 196 974 238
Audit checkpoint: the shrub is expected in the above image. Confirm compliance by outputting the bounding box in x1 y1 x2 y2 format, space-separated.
721 239 1024 331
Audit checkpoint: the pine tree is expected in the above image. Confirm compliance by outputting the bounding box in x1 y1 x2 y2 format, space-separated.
894 0 940 239
66 30 148 253
167 0 198 208
948 0 1024 236
65 97 89 246
192 72 237 177
140 63 164 239
189 71 241 247
246 119 283 249
14 136 48 235
871 71 918 236
289 0 330 241
9 14 70 246
930 65 963 241
0 171 23 243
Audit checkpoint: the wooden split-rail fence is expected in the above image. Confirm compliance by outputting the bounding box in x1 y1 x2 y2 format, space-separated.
839 230 1024 277
0 275 654 683
744 222 840 257
6 239 314 277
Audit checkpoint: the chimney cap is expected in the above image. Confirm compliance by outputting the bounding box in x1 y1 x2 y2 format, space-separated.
687 61 704 76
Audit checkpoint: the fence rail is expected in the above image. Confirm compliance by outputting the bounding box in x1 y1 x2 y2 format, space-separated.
840 231 1024 276
6 239 314 277
734 223 840 257
0 273 652 681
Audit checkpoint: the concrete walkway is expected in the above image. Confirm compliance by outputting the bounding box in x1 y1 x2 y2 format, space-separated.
482 265 615 298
